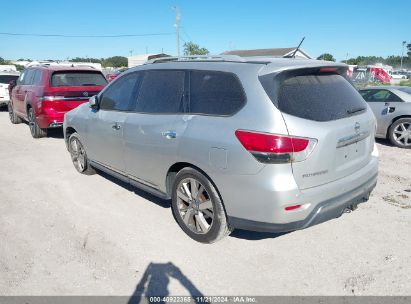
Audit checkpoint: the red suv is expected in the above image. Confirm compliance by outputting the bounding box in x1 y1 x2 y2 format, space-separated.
9 65 107 138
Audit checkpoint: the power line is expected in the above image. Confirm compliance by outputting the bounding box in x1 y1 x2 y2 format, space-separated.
0 32 174 38
181 27 191 41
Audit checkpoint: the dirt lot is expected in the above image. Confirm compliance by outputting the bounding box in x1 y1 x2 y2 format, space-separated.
0 110 410 296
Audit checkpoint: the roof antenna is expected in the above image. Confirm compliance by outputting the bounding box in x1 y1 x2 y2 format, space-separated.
289 37 305 58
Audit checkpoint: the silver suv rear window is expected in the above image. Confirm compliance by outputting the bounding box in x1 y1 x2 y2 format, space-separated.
276 74 367 122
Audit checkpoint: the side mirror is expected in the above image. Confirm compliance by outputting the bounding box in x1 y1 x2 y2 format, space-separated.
8 80 16 93
89 95 99 109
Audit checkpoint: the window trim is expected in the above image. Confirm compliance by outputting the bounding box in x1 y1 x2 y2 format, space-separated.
99 68 247 117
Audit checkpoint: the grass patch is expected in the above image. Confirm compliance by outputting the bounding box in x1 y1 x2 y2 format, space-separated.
399 80 411 87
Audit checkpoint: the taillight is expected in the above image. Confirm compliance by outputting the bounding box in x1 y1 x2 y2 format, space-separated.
319 67 338 73
284 204 302 211
235 130 317 164
41 96 65 101
107 74 117 82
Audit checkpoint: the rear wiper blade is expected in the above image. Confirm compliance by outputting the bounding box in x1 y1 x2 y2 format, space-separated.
347 107 366 115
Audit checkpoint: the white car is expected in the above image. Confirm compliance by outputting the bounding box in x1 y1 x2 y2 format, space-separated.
0 71 20 107
391 72 407 79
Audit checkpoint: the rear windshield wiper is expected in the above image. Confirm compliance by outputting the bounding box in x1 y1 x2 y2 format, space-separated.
347 107 366 115
81 83 96 86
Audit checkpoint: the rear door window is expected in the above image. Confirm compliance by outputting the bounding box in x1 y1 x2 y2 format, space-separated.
135 70 185 113
51 71 107 87
361 89 402 102
23 69 35 85
189 70 245 115
32 70 43 85
274 74 367 122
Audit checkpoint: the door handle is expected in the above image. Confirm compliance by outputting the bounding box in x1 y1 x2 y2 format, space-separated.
162 130 177 139
112 122 121 130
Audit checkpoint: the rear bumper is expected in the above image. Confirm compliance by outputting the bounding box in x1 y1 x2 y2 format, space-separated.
36 113 64 128
229 173 377 233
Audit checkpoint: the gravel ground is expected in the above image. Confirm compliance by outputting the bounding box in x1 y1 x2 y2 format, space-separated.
0 110 410 296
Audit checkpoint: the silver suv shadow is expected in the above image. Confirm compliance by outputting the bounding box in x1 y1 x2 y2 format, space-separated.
64 55 379 243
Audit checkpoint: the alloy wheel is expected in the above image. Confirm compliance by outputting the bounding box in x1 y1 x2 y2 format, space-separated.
393 122 411 147
176 178 214 234
70 138 86 172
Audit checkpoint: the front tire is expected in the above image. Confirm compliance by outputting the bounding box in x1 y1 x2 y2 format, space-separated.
68 133 96 175
28 107 47 138
171 167 232 243
8 102 22 124
388 118 411 149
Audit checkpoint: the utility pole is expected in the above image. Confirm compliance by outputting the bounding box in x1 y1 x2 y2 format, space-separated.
400 41 406 70
174 6 181 56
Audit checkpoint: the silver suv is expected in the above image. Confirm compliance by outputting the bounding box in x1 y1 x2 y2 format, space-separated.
64 56 379 243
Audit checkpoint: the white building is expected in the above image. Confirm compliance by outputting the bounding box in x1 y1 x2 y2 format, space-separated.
0 65 17 72
222 47 312 59
128 53 170 68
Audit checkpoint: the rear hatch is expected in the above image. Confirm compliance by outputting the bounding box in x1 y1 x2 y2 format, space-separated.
43 70 107 111
261 67 375 189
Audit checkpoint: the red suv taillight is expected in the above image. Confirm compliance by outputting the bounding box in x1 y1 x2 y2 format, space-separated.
235 130 317 163
41 95 65 101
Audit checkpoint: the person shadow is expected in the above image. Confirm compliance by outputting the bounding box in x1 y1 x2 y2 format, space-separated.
128 262 205 304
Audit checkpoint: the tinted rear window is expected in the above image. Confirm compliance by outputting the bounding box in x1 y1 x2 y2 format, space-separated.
276 74 367 122
0 75 19 84
51 71 107 87
189 71 246 115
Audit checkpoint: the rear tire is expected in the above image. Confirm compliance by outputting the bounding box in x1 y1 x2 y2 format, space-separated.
28 107 47 138
68 133 96 175
8 102 22 124
171 167 232 243
388 118 411 149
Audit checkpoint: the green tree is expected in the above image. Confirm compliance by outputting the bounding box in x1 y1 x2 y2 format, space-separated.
316 53 336 62
183 41 209 56
102 56 128 67
345 58 360 65
0 57 5 64
15 64 25 72
407 43 411 58
70 57 102 63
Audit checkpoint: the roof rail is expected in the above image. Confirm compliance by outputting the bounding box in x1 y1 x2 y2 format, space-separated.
25 63 97 69
146 55 246 64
